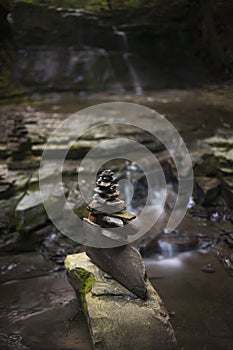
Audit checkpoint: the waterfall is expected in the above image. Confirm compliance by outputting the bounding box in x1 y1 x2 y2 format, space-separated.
99 48 124 93
113 26 143 95
158 240 176 258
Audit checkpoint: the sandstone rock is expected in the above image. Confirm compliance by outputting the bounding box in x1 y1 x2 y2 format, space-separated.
65 252 177 350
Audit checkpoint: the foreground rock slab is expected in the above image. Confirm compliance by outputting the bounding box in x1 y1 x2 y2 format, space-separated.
65 252 177 350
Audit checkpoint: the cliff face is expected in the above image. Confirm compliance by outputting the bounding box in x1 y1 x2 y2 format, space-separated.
1 1 233 95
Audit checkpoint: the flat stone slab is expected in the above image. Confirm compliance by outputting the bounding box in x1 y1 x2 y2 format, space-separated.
16 183 68 231
65 252 177 350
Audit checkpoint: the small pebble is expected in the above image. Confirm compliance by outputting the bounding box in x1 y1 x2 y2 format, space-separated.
168 310 176 317
202 263 215 273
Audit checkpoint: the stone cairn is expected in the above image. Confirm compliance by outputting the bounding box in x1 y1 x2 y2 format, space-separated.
65 169 177 350
84 169 148 299
7 116 39 170
87 169 136 236
0 165 14 199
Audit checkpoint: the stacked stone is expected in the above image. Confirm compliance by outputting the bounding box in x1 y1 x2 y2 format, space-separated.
84 169 147 300
7 116 39 170
89 169 125 215
87 169 137 241
0 165 14 199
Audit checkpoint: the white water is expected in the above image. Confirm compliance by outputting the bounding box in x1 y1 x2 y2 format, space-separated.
158 239 176 258
113 26 143 95
99 48 124 92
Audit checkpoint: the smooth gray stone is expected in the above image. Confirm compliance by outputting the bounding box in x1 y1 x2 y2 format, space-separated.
86 244 147 299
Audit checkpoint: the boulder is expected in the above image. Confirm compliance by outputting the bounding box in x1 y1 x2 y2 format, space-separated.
196 176 221 205
16 184 68 232
65 252 177 350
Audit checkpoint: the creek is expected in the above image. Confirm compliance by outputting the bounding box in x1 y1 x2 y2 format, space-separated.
0 89 233 349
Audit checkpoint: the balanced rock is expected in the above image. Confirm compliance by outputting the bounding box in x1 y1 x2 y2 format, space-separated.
65 252 177 350
86 244 147 299
85 169 145 297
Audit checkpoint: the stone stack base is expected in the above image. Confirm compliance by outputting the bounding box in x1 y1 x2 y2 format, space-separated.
65 252 177 350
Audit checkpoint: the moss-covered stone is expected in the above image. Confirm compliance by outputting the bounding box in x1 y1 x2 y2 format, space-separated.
65 252 177 350
72 268 95 315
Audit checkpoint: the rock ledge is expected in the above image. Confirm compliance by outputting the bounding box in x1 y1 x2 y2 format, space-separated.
65 252 177 350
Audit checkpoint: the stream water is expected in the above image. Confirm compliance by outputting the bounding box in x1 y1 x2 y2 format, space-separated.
145 250 233 350
0 89 233 349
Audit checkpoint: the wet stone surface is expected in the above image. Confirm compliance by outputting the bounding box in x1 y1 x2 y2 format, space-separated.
0 272 92 350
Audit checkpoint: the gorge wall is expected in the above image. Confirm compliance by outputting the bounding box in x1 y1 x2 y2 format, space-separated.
1 1 233 96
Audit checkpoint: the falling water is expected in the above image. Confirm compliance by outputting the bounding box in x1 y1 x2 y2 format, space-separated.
158 240 176 258
99 48 124 93
113 26 143 95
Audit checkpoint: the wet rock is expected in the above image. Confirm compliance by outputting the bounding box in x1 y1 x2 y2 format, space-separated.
0 252 54 283
65 252 177 350
219 221 233 236
222 177 233 208
68 141 97 159
41 229 81 266
202 263 215 273
10 173 31 193
0 226 50 253
196 177 221 206
0 165 14 199
29 162 59 186
86 245 147 299
0 333 29 350
189 208 210 219
7 116 40 170
32 140 96 159
193 132 233 185
15 190 48 231
225 235 233 248
0 145 7 159
0 193 23 231
15 184 68 232
192 151 219 178
197 235 214 250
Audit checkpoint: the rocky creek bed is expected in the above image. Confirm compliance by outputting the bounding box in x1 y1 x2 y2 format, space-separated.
0 89 233 349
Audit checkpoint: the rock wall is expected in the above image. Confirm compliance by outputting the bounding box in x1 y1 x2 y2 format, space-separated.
4 1 233 95
9 2 211 93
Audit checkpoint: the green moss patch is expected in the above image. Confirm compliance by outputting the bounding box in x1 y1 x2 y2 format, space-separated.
74 268 95 315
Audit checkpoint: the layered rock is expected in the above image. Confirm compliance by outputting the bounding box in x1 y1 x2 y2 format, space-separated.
65 252 177 350
7 116 39 170
0 165 14 199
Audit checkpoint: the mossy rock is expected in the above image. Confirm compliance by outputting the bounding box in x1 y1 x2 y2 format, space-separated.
65 252 177 350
